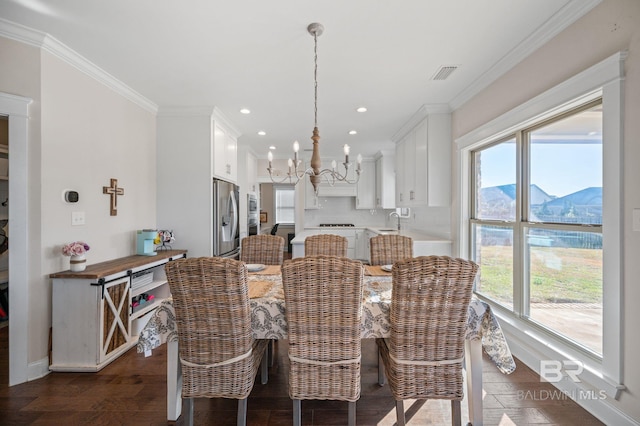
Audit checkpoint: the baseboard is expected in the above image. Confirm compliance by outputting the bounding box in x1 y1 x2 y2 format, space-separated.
28 357 51 382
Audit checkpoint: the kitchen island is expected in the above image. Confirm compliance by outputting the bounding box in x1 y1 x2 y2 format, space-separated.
291 227 451 261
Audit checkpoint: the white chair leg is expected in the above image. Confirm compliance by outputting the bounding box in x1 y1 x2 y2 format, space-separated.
451 400 461 426
184 397 194 426
293 399 302 426
237 398 248 426
396 400 406 426
261 348 269 384
377 347 386 386
348 401 356 426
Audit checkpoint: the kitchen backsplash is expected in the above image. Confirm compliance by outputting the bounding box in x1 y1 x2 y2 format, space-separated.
304 197 392 227
304 197 451 238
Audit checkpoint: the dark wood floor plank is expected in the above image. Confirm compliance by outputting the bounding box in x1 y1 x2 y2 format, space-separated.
0 320 605 425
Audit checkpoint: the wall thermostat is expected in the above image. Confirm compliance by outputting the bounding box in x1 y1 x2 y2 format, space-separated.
64 190 79 203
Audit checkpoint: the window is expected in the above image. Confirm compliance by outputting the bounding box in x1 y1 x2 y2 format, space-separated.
456 52 624 398
274 185 295 224
471 102 603 354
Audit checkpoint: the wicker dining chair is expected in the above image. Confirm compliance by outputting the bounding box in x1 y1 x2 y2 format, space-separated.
241 234 285 265
165 257 269 426
304 234 348 257
282 255 365 426
376 256 478 426
369 234 413 266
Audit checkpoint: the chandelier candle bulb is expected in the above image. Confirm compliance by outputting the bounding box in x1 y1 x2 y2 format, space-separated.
288 158 293 174
268 151 273 168
331 160 337 170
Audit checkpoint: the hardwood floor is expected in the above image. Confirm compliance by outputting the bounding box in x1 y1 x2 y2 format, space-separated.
0 326 604 425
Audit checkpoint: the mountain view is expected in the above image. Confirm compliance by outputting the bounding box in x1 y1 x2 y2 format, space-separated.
478 184 603 248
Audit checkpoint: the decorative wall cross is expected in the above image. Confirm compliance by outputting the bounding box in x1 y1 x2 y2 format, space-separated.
103 178 124 216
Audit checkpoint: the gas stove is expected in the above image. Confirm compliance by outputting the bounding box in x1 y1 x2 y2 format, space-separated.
319 223 355 227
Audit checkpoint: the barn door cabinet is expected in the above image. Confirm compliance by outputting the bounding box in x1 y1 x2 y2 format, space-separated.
49 249 187 372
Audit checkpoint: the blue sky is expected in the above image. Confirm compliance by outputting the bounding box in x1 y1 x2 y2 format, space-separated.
480 141 602 198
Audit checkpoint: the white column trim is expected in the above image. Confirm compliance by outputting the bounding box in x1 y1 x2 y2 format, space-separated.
0 92 32 386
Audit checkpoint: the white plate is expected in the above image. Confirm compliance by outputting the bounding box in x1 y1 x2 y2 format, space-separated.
381 264 393 272
246 263 266 272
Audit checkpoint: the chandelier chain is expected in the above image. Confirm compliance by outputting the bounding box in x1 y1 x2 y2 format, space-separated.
313 32 318 128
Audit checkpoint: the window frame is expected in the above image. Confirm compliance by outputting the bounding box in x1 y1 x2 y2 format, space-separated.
455 51 625 400
471 100 604 326
273 184 295 225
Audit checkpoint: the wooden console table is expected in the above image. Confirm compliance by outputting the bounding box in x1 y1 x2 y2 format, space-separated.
49 249 187 372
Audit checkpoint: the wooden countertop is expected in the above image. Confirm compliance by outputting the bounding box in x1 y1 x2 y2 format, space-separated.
49 249 187 279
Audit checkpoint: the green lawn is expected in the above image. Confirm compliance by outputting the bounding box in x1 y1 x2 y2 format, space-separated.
476 245 602 304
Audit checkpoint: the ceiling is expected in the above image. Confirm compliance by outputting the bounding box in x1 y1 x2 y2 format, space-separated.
0 0 597 159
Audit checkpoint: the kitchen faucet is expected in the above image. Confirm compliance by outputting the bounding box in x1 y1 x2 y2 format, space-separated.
389 211 401 231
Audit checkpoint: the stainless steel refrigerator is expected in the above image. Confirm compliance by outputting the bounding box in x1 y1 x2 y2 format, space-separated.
212 178 240 258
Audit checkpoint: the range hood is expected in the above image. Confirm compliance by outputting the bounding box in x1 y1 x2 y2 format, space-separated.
314 181 356 197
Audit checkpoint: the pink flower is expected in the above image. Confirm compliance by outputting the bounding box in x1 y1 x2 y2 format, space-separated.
62 241 90 256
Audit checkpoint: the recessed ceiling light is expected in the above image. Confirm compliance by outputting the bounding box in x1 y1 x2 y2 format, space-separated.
240 108 251 114
269 146 276 150
356 107 367 113
258 131 266 136
349 130 357 135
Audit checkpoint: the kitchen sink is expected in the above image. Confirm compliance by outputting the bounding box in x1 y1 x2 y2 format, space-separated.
378 229 398 232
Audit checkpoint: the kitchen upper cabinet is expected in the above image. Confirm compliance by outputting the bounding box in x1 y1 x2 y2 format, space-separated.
395 136 407 206
375 150 395 209
394 112 451 207
213 122 238 182
356 159 376 210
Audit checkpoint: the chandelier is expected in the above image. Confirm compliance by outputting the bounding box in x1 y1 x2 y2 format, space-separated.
267 22 362 195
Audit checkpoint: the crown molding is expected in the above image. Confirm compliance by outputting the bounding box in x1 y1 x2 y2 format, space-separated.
157 106 241 138
157 106 216 117
0 18 158 114
449 0 603 111
391 103 451 143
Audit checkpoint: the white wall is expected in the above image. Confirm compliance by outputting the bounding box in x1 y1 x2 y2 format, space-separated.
451 0 640 421
1 36 157 368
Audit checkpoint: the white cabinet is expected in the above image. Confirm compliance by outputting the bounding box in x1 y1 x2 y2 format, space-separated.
394 112 451 207
213 122 238 182
375 151 395 209
50 250 187 372
354 229 368 261
356 159 376 210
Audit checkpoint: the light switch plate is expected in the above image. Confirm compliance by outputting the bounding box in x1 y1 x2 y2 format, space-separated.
633 209 640 232
71 211 85 226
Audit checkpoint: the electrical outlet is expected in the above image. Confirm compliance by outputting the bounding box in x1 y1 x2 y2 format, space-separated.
71 211 85 226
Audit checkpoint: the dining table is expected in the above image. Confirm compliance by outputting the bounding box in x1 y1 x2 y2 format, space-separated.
137 264 515 426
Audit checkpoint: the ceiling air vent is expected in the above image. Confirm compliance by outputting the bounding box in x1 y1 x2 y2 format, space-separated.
431 65 458 81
